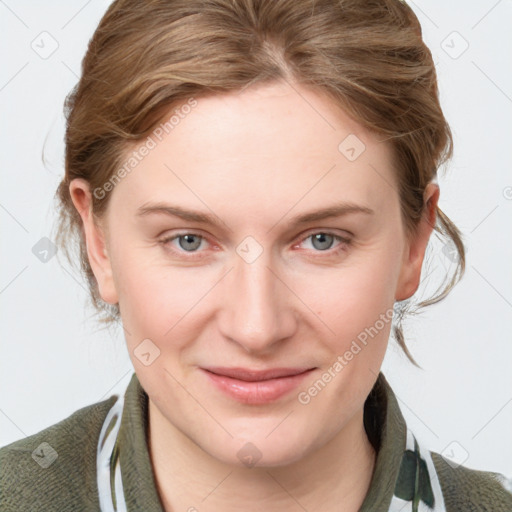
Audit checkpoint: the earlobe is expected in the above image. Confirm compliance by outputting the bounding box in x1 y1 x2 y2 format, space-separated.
69 179 119 305
395 183 440 302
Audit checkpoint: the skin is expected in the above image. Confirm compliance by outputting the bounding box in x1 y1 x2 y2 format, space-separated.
70 80 439 511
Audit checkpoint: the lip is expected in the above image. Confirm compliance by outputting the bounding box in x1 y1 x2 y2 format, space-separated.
201 367 316 404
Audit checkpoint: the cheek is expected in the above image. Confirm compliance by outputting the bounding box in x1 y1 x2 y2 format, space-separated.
297 248 399 328
110 248 201 343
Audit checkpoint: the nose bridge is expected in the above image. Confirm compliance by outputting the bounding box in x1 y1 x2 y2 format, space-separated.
219 239 294 353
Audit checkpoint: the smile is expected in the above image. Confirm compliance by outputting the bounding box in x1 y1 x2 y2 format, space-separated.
201 367 316 404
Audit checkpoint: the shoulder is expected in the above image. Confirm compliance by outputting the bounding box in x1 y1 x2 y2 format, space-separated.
431 451 512 512
0 394 117 512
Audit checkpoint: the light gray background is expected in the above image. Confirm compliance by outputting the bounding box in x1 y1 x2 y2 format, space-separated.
1 0 511 477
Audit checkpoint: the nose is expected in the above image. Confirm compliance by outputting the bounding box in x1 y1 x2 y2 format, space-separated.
217 246 297 354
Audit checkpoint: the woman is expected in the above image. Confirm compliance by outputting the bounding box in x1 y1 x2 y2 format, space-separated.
1 0 511 510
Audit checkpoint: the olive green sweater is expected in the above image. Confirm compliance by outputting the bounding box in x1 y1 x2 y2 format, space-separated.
1 372 511 511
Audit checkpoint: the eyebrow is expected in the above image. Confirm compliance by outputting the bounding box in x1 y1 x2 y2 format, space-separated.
136 201 374 228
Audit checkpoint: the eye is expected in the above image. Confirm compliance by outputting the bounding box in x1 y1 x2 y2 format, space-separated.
297 231 351 255
158 232 208 255
157 230 352 258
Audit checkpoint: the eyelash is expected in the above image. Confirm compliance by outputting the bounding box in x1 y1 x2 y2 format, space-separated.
157 230 352 259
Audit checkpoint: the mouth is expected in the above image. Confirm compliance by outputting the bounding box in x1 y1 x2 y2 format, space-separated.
200 366 316 404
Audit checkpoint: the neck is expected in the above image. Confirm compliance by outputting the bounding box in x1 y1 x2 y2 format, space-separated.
148 400 377 512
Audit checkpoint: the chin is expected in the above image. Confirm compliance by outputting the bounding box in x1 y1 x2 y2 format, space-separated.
200 432 313 469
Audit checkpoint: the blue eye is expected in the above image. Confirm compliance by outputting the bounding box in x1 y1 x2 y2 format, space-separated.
297 231 352 257
174 233 203 252
305 232 338 251
158 232 208 258
158 231 351 258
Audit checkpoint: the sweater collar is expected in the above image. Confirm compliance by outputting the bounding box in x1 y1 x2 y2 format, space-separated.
115 372 164 510
106 371 430 511
359 372 407 510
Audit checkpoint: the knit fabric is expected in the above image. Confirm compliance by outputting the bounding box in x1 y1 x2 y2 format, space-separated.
1 372 511 511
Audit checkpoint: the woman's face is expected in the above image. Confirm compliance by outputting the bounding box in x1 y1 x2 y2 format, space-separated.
72 80 437 467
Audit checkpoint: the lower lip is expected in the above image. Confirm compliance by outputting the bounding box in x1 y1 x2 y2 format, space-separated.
201 369 315 405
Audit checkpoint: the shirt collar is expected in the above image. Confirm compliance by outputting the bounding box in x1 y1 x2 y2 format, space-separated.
115 372 163 510
105 371 424 511
359 372 408 510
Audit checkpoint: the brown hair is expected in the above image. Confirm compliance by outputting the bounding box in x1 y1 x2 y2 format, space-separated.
52 0 466 364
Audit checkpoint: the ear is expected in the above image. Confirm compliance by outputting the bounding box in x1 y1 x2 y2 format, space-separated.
69 179 119 305
395 182 440 301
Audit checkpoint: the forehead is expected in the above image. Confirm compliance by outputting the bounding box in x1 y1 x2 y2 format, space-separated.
109 81 397 219
163 81 373 157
